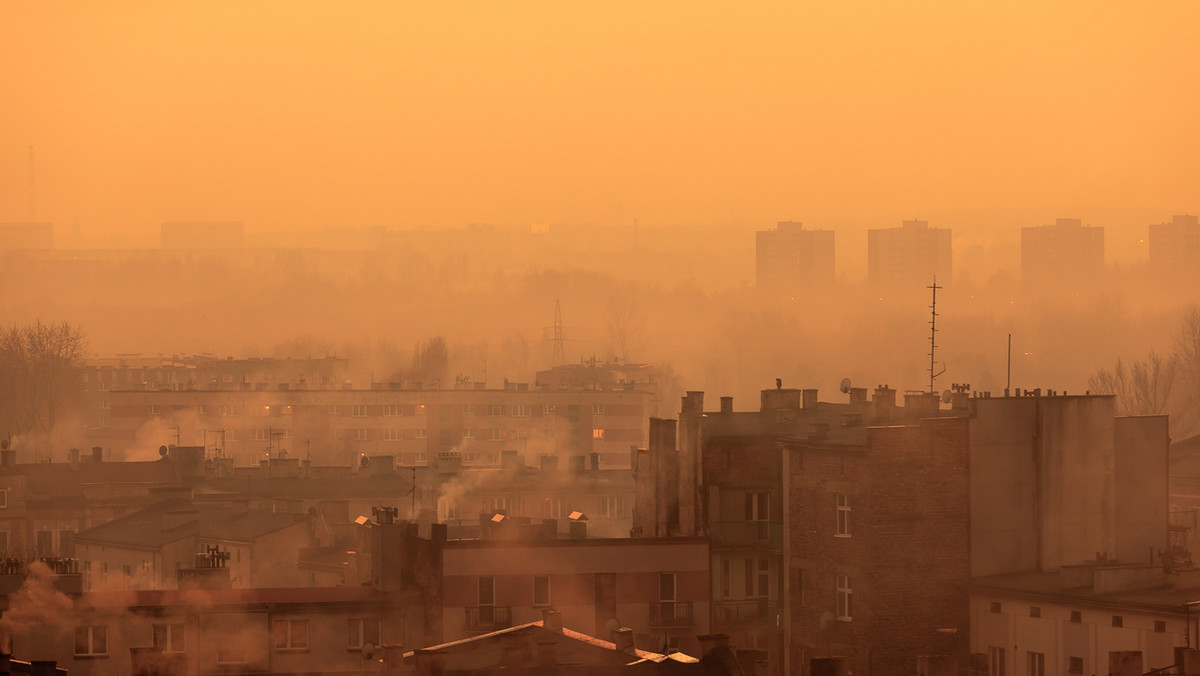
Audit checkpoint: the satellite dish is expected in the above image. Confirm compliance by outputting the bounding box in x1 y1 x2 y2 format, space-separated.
159 445 169 457
360 455 370 468
839 378 852 394
941 390 953 404
1 439 8 450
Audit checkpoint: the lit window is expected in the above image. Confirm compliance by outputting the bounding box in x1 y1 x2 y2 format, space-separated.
273 619 309 651
592 428 605 439
414 404 426 415
347 619 381 650
836 575 852 621
153 623 186 653
75 625 108 656
835 494 851 537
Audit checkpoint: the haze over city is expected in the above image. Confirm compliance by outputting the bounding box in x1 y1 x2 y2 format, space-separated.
1 3 1199 676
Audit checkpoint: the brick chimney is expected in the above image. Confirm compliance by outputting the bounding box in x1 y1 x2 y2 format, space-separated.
613 627 635 655
541 608 562 632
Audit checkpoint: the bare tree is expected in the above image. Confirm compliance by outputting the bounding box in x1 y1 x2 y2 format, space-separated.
0 321 88 437
1088 352 1176 417
605 290 646 364
411 336 449 387
1171 306 1200 434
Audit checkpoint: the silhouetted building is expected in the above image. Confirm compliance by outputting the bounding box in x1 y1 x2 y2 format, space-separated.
0 222 53 250
160 221 244 249
1149 214 1200 277
1020 217 1105 288
755 222 835 293
866 219 951 289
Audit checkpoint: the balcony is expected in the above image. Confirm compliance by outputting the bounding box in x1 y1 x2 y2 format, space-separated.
709 521 783 550
465 605 512 633
713 598 780 626
649 601 695 628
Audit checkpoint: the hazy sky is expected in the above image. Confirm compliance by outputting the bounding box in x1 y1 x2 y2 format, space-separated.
2 2 1197 238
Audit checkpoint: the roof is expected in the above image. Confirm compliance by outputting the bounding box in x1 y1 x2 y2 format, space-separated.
73 498 310 548
404 620 698 666
77 585 386 609
1 459 180 498
972 569 1200 614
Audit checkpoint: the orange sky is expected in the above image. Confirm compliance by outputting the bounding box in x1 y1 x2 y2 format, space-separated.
1 2 1197 238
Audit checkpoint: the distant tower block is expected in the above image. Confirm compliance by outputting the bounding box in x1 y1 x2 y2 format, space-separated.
755 221 835 293
552 300 566 365
867 219 952 290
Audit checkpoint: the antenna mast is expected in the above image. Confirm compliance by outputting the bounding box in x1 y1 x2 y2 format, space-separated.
928 277 946 394
552 300 565 365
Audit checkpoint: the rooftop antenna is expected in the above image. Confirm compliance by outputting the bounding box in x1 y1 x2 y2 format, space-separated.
27 146 36 221
927 276 946 394
552 300 565 365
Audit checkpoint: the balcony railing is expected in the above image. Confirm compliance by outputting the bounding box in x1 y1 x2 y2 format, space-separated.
709 521 783 550
649 601 695 628
713 598 780 626
465 605 512 633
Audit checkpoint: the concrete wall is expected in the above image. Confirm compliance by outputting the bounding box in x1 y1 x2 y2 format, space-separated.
970 592 1183 675
1114 415 1170 564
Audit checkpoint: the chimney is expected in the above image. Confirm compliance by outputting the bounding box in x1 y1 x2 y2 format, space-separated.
542 608 562 632
413 649 446 676
68 448 80 466
0 653 11 674
613 627 635 655
872 385 897 422
569 520 587 539
383 645 405 676
802 389 818 409
848 387 868 405
719 396 733 413
1108 652 1142 676
697 634 730 660
92 446 104 463
0 448 13 467
589 452 600 471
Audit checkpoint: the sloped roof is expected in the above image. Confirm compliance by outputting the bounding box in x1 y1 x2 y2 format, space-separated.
73 498 309 548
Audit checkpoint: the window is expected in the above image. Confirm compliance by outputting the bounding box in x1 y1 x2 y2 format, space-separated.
217 648 246 665
384 404 401 417
1029 606 1041 618
220 405 240 416
383 428 401 442
1070 610 1081 623
659 572 676 602
990 601 1002 613
36 530 53 557
1155 620 1167 632
486 429 503 441
1112 615 1123 627
836 575 852 621
196 404 208 415
329 405 341 415
353 429 370 441
416 451 427 464
512 405 531 417
745 558 769 597
75 625 108 656
1068 657 1084 674
415 428 427 439
348 619 381 650
746 491 769 521
253 405 271 417
60 530 75 557
542 497 567 518
414 404 426 415
273 619 309 651
99 396 110 409
599 495 628 517
592 428 605 439
463 428 475 439
988 646 1006 676
222 374 234 383
463 405 475 415
721 560 732 598
353 405 370 417
592 404 605 415
0 489 7 509
478 576 495 606
0 531 8 552
147 405 160 415
487 404 504 417
835 493 851 536
1026 652 1045 676
533 575 551 606
153 623 186 653
252 428 271 441
543 404 556 415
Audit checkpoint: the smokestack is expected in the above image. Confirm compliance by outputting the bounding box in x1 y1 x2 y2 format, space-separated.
802 389 818 409
541 608 562 632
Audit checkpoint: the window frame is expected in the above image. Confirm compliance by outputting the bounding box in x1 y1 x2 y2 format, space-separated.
74 625 109 657
533 575 551 607
347 618 382 651
153 622 187 653
835 575 852 621
835 493 851 537
273 618 310 652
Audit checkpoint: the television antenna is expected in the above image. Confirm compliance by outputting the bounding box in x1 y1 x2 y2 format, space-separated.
927 277 946 394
